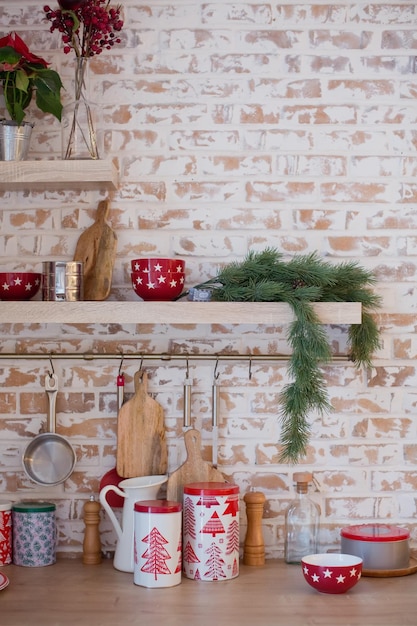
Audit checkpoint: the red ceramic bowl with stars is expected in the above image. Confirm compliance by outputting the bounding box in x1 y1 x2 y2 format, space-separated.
301 553 363 594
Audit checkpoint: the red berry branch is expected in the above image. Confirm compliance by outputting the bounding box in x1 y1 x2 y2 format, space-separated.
43 0 123 58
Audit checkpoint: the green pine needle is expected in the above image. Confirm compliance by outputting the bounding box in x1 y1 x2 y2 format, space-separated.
194 248 382 463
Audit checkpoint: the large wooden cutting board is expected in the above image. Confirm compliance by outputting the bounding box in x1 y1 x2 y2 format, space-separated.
116 370 167 478
73 199 117 301
166 428 225 503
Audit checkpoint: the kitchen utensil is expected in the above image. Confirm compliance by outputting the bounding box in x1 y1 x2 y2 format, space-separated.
301 553 362 594
73 198 117 301
183 360 191 428
116 369 168 478
166 428 225 503
22 374 76 486
99 371 125 508
212 365 220 468
340 523 410 571
99 474 167 572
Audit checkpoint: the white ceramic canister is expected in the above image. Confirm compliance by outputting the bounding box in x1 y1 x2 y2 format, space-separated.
183 482 240 581
12 501 56 567
0 500 12 565
134 500 182 588
340 523 410 570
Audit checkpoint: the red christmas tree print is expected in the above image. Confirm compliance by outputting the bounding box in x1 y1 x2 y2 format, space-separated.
183 540 200 565
204 542 226 580
223 494 239 517
183 497 196 538
232 557 239 577
201 511 225 538
141 526 172 580
197 495 220 509
194 568 201 580
226 519 240 555
174 534 182 574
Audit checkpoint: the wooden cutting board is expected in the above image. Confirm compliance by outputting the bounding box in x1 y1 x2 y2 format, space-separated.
73 199 117 301
166 428 225 503
116 370 167 478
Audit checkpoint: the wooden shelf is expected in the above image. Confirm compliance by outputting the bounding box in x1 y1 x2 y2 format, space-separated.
0 301 362 325
0 159 119 188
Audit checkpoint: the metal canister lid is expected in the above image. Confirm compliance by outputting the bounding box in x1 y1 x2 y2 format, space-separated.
12 501 56 513
183 482 239 496
134 500 182 514
340 523 410 542
0 500 12 511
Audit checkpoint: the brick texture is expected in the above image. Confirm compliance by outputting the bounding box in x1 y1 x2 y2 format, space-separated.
0 2 416 559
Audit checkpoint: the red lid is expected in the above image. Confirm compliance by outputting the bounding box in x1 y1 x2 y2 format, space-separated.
183 482 239 496
341 524 409 542
134 500 182 513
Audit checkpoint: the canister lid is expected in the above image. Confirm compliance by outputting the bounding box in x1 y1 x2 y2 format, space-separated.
12 501 56 513
183 482 239 496
134 500 182 513
341 523 410 542
0 500 12 511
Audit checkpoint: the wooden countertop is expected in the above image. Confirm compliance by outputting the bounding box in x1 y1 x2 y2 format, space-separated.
2 558 417 626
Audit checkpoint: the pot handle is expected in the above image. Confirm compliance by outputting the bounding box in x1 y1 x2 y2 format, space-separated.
45 373 58 433
99 485 127 541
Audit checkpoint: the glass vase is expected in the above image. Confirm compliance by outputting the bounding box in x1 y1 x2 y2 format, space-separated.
62 56 100 160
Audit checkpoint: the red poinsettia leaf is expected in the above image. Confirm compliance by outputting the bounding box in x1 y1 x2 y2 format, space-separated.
1 32 49 68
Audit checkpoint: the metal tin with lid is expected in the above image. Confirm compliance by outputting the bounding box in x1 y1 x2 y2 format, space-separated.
12 501 56 567
183 482 240 581
0 500 12 565
340 523 410 570
134 500 182 588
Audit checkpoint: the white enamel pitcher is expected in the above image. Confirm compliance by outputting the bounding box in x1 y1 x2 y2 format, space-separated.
100 475 167 572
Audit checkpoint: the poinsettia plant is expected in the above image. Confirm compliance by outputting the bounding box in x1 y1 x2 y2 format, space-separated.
0 32 63 125
43 0 124 58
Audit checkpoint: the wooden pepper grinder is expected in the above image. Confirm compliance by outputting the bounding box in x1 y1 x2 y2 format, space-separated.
82 496 102 565
243 491 266 566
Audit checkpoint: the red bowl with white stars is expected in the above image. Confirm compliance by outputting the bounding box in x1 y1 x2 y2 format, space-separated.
301 553 362 594
131 270 185 301
131 258 185 274
0 272 41 301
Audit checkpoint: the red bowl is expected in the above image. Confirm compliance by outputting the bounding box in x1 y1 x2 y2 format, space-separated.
0 272 41 301
301 553 363 594
131 271 185 301
131 258 185 274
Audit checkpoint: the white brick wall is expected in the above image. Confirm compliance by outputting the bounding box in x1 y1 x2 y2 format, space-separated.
0 1 417 558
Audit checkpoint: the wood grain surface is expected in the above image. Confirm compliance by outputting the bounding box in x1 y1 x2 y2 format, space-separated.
116 370 167 478
73 199 117 301
166 428 225 502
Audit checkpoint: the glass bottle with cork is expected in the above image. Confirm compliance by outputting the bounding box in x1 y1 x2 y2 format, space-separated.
284 471 320 564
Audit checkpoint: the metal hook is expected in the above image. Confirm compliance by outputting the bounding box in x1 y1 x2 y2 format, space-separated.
213 357 220 381
118 353 124 376
185 356 189 378
48 354 55 378
138 354 144 371
248 357 252 381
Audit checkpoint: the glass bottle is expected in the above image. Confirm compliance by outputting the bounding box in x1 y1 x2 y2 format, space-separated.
284 471 320 564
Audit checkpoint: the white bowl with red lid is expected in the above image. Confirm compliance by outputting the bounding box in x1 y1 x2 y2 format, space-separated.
340 523 410 571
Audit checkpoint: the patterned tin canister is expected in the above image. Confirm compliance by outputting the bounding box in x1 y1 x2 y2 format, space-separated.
134 500 182 588
183 482 240 581
12 502 56 567
0 500 12 566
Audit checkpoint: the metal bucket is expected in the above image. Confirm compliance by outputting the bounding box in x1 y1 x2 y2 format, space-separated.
0 121 34 161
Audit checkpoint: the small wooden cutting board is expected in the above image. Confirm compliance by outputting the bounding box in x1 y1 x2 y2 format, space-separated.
73 199 117 300
166 428 225 503
116 370 168 478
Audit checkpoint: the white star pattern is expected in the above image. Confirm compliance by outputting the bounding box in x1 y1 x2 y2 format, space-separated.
157 275 167 284
146 281 156 289
349 568 358 577
170 279 178 287
2 283 10 291
154 263 162 271
323 568 332 578
14 277 22 285
175 264 183 272
135 276 143 284
336 575 346 583
312 573 320 582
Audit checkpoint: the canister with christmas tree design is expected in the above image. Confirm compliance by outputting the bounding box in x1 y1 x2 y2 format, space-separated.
0 500 12 565
134 500 182 588
183 482 240 581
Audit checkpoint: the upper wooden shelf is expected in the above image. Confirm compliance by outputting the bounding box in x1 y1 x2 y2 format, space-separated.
0 159 119 189
0 301 362 325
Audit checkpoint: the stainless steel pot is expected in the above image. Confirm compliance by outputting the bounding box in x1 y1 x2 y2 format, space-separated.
22 373 76 486
340 523 410 570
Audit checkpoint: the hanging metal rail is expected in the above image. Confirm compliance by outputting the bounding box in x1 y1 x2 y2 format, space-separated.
0 351 351 363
